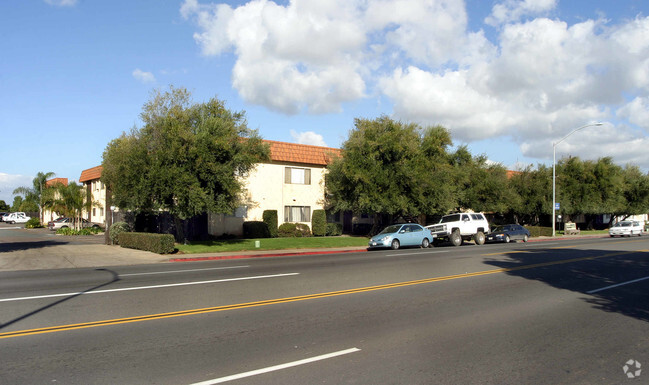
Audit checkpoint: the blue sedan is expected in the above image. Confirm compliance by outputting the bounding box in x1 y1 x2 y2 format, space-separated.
368 223 434 250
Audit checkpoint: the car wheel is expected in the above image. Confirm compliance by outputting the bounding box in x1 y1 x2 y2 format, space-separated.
505 235 511 243
450 230 462 246
62 226 69 229
421 238 430 248
474 231 485 245
523 234 528 242
391 239 400 250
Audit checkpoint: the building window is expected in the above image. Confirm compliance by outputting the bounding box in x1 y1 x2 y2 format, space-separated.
100 208 104 216
92 208 96 216
284 206 311 222
285 167 311 185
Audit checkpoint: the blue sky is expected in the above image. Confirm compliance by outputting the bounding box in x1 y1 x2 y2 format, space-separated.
2 0 648 205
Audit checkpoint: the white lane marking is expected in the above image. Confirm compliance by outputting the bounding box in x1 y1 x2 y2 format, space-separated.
189 348 361 385
387 250 450 257
0 273 299 302
119 266 249 277
587 275 649 294
0 227 22 230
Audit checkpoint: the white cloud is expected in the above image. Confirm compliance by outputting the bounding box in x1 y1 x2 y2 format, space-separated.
132 69 156 84
0 173 33 204
44 0 78 6
290 130 327 147
617 97 649 128
182 0 649 169
485 0 557 26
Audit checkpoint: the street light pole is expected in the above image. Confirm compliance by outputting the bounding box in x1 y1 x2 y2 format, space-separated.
552 122 603 237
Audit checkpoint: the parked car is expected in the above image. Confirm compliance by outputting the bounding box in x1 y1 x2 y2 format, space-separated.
486 224 531 243
368 223 434 250
48 217 101 231
3 212 31 224
609 221 643 237
426 212 490 246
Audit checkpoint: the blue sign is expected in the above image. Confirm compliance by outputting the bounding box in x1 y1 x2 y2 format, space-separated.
555 203 560 210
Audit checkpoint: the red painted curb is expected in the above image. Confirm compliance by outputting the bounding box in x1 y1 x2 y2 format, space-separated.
169 248 368 262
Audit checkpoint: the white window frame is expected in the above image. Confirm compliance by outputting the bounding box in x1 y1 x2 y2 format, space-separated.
284 206 311 222
285 167 311 185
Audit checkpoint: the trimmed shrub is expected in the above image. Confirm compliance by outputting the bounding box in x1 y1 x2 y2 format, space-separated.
262 210 278 238
110 221 131 245
56 226 103 236
278 222 312 237
326 223 343 236
25 218 43 228
525 226 552 237
118 232 175 254
311 210 326 236
56 227 76 236
243 221 270 238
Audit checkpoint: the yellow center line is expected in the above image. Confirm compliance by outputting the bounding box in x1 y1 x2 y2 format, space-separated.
0 249 644 340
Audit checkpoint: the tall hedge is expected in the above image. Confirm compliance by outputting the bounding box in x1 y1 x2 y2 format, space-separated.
118 232 175 254
243 221 270 238
311 209 326 236
263 210 278 238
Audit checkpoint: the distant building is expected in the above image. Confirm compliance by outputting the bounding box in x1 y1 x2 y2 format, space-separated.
77 140 341 236
79 165 106 226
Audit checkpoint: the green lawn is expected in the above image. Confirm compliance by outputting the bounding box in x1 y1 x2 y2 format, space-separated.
176 236 369 254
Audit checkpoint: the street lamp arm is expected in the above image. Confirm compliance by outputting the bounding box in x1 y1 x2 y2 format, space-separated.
554 122 603 146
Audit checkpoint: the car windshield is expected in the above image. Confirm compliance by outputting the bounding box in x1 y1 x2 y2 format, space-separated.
614 222 631 227
440 214 461 223
379 225 402 234
492 226 504 232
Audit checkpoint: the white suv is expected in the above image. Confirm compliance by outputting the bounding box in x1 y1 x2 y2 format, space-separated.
426 213 490 246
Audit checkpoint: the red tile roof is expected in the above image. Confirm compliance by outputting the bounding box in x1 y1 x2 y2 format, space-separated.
79 165 103 182
77 141 341 181
265 140 342 166
506 170 522 179
46 178 68 187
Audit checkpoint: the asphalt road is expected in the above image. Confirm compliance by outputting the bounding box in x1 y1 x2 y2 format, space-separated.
1 236 648 384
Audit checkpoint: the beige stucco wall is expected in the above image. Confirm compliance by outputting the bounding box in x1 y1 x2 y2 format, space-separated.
82 180 107 226
241 162 326 226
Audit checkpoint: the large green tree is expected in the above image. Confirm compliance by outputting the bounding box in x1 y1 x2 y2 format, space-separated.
507 165 552 225
325 116 456 227
102 86 269 236
449 146 515 214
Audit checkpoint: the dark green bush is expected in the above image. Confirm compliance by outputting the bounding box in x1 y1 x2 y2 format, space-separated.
326 223 343 236
263 210 278 238
25 218 43 228
525 226 552 237
311 210 326 236
278 222 311 237
243 221 270 238
110 221 131 245
118 232 175 254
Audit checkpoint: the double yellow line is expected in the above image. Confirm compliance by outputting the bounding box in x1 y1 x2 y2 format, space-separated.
0 249 642 340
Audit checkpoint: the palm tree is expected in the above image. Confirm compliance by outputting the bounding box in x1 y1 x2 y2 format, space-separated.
13 171 56 223
52 182 97 231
